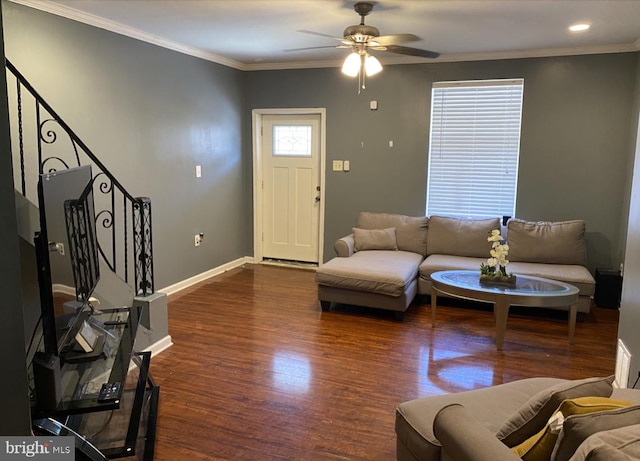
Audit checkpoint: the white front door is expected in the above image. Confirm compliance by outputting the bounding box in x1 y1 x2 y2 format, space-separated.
261 114 321 263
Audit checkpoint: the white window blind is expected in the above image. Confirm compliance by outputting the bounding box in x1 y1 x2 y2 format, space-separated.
426 79 524 219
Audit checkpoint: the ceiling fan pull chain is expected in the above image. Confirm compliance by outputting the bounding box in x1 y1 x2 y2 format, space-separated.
361 53 366 91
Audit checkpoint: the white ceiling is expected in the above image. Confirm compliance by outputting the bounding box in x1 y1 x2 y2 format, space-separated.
12 0 640 71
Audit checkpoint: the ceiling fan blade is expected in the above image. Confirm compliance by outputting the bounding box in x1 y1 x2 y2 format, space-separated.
284 45 343 52
298 30 344 41
369 33 420 47
384 45 440 59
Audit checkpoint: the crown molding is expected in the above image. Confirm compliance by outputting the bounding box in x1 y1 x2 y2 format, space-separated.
384 43 640 66
246 60 344 71
8 0 249 71
10 0 640 73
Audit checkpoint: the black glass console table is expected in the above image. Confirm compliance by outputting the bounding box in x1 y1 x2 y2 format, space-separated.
32 306 159 460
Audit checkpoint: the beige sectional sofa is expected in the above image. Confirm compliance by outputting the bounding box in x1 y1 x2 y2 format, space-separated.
315 212 596 320
396 375 640 461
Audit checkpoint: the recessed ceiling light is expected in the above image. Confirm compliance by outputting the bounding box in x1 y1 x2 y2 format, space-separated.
569 23 591 32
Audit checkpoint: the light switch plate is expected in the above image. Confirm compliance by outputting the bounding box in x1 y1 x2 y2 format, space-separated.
343 160 350 171
332 160 343 171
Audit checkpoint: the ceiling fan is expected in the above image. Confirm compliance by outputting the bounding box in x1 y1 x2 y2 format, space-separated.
289 2 439 90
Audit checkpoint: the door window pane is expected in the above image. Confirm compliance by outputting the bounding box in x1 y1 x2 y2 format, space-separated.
273 125 312 157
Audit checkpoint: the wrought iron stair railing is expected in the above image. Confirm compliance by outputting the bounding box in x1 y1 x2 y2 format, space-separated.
7 59 154 296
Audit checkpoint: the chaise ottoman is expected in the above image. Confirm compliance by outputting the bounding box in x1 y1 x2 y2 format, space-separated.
315 212 429 320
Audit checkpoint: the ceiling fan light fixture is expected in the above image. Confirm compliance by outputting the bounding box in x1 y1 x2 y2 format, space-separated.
297 0 438 91
569 23 591 32
342 52 361 77
365 54 382 76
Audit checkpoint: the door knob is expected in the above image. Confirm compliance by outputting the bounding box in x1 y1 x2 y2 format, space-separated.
315 196 320 202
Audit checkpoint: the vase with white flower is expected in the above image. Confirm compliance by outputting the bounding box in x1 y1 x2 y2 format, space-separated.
480 229 517 285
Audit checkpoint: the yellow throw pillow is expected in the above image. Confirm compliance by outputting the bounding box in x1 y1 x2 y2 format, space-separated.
512 397 633 461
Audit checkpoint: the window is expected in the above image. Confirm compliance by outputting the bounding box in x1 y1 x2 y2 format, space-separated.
273 125 312 157
426 79 524 219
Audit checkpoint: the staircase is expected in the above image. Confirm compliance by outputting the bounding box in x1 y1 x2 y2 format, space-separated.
7 59 154 301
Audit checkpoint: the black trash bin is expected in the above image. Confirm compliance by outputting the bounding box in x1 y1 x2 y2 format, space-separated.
594 268 622 308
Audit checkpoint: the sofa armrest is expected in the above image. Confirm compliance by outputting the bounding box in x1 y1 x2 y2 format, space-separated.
433 404 521 461
334 234 355 257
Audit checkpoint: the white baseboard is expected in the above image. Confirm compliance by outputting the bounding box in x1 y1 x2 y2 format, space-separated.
52 284 76 296
129 335 174 372
615 339 632 388
158 256 254 296
141 334 174 357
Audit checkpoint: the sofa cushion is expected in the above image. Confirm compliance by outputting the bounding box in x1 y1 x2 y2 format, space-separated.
419 254 486 279
495 375 614 447
511 397 632 461
315 251 423 297
353 227 398 251
427 216 500 258
357 212 429 256
507 219 587 266
569 424 640 461
552 405 640 461
507 262 595 297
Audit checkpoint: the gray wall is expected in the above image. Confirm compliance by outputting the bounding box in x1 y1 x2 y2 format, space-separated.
619 56 640 383
3 1 250 289
6 0 638 284
0 3 32 433
244 54 639 268
1 0 639 414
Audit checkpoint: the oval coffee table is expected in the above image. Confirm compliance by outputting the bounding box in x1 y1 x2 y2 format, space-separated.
430 270 580 350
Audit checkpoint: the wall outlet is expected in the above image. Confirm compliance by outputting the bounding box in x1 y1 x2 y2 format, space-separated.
194 233 204 247
332 160 343 171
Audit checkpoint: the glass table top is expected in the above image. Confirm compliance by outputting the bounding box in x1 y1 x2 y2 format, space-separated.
431 270 579 297
31 306 142 417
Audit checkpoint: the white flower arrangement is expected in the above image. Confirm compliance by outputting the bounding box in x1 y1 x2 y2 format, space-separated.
480 229 515 283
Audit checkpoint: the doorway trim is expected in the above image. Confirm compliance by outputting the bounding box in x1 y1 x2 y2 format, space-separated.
252 108 326 265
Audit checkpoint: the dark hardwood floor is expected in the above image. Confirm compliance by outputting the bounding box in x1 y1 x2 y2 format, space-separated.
149 264 619 461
